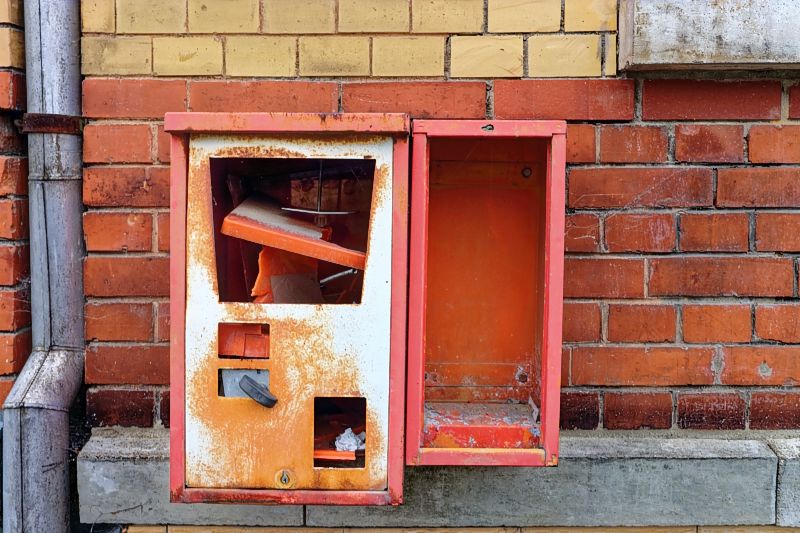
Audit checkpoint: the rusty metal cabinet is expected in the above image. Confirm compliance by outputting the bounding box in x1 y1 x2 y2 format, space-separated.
405 120 566 467
167 113 409 505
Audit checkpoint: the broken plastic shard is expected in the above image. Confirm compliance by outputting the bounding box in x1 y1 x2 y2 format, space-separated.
335 427 366 452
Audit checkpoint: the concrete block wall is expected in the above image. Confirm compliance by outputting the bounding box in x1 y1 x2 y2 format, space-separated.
79 0 800 433
0 0 27 405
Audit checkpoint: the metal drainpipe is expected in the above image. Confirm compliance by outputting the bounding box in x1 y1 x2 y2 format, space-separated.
3 1 83 531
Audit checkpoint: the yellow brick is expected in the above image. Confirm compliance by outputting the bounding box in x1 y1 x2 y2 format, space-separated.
0 28 23 68
412 0 483 33
225 35 296 76
488 0 561 32
153 36 222 75
339 0 409 33
0 0 22 26
127 527 166 533
605 33 617 75
528 34 601 77
263 0 335 34
450 35 522 78
81 36 152 75
117 0 186 34
299 36 369 76
188 0 259 33
373 36 444 77
525 529 695 533
82 0 115 32
564 0 617 31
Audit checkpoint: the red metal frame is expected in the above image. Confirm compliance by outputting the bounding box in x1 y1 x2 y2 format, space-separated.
167 113 409 505
406 119 566 467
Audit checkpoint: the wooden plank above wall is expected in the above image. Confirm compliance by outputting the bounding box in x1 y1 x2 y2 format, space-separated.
619 0 800 70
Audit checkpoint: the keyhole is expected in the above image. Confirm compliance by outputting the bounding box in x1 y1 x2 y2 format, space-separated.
281 471 290 485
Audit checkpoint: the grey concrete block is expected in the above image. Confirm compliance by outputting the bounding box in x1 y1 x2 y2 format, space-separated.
771 438 800 527
308 438 777 527
77 428 303 526
619 0 800 70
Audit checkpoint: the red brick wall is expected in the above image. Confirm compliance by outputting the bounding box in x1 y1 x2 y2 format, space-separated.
82 78 800 431
0 71 28 403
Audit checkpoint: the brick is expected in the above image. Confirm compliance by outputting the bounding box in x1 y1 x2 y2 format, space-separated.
0 71 24 111
372 37 445 77
488 0 560 32
117 0 185 33
263 0 335 33
572 346 714 386
83 124 152 164
188 0 258 33
412 0 483 33
0 157 26 196
85 303 153 342
561 347 570 387
643 80 781 120
0 0 21 26
562 302 600 343
83 212 152 252
680 213 749 252
721 346 800 386
0 329 29 374
528 34 602 78
82 79 187 119
564 0 617 31
494 80 635 120
604 393 673 430
682 305 751 344
756 305 800 343
568 167 713 209
339 0 409 32
190 81 337 113
156 302 170 342
0 198 27 239
560 392 599 430
791 84 800 119
756 213 800 252
718 167 800 207
87 389 154 427
342 82 486 119
677 393 745 430
81 36 152 76
0 28 23 68
160 391 170 427
153 37 222 76
84 257 170 297
0 244 28 285
604 33 617 75
0 289 29 331
156 126 170 163
85 344 168 385
605 213 675 253
0 376 14 404
599 126 669 163
0 115 22 152
650 257 793 298
749 125 800 164
83 167 169 208
564 213 600 252
156 213 169 252
564 258 644 298
750 392 800 430
675 124 743 163
225 36 296 77
566 124 595 163
450 36 523 78
298 36 369 76
607 304 676 343
81 0 114 32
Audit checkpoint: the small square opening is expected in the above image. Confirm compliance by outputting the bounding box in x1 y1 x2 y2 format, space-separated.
210 158 375 305
218 322 270 359
313 397 366 468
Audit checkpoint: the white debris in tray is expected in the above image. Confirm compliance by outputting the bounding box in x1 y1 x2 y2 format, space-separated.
335 428 366 451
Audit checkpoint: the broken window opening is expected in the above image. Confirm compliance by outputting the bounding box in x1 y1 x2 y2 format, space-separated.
313 397 367 468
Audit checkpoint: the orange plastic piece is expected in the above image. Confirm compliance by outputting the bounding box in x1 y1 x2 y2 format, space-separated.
218 323 270 358
251 247 321 304
313 449 357 461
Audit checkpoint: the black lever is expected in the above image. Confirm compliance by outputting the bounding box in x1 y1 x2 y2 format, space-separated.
239 374 278 408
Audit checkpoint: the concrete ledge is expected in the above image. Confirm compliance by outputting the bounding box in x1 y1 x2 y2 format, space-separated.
78 429 777 527
770 438 800 527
